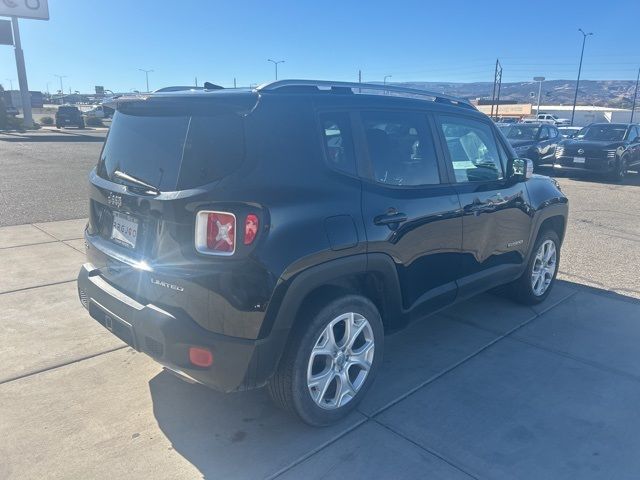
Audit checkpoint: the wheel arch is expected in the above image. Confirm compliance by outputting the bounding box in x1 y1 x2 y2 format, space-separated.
261 253 404 341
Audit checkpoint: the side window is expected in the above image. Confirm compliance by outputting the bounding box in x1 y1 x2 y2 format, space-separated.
627 127 638 142
549 128 558 139
319 112 357 176
539 127 550 140
439 115 504 183
361 111 440 186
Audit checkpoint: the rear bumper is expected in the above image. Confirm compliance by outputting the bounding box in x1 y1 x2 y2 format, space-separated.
77 263 286 392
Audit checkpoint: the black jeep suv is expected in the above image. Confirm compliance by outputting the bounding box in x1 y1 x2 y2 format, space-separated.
502 123 561 168
55 105 85 129
554 123 640 181
77 80 568 425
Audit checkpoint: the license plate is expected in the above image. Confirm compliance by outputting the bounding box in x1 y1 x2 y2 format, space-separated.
573 157 586 164
111 211 138 248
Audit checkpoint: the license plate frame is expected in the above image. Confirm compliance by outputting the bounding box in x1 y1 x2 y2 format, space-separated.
573 156 586 164
110 211 139 249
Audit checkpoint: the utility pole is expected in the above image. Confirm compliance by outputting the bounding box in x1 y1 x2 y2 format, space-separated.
54 74 66 99
358 69 361 93
384 75 392 95
5 79 13 90
571 28 593 126
534 76 545 116
267 59 285 80
138 68 153 92
233 77 237 88
631 66 639 123
11 17 33 127
194 76 198 87
490 59 502 120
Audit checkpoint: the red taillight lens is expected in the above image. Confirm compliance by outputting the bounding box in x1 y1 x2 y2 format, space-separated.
189 347 213 367
195 211 236 255
244 214 259 245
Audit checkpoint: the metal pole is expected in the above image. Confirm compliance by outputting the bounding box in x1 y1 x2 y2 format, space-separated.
490 59 499 119
631 66 640 123
267 59 284 81
11 17 33 128
233 77 237 88
358 69 361 93
495 63 502 120
571 29 593 126
537 80 542 114
6 79 13 90
138 69 153 92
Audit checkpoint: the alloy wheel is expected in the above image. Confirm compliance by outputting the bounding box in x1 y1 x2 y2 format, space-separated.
306 312 375 410
531 239 557 296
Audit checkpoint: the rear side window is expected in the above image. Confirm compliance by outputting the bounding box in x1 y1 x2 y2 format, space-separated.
319 112 357 175
99 111 244 191
439 115 504 183
361 111 440 186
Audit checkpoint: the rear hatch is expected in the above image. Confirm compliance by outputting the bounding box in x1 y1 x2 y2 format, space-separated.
88 92 257 264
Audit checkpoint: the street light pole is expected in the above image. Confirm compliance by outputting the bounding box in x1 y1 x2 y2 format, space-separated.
534 76 545 116
5 79 13 90
54 74 67 104
138 68 153 92
267 59 285 80
571 28 593 126
630 66 640 124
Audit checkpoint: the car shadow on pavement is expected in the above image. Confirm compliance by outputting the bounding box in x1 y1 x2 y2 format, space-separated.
148 280 640 479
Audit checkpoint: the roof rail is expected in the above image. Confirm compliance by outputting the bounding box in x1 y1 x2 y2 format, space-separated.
255 79 476 110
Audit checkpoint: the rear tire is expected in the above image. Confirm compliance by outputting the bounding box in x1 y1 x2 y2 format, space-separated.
508 229 560 305
268 295 383 426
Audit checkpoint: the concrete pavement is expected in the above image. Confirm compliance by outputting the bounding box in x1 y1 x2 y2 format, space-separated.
1 218 640 479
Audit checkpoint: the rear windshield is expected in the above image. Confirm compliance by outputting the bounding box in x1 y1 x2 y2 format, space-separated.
58 106 78 113
98 110 245 191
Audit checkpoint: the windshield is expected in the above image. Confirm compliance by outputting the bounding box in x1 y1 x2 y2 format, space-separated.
98 110 245 191
506 125 540 140
578 124 627 141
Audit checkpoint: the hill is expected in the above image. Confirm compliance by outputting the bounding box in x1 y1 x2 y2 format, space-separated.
395 80 638 108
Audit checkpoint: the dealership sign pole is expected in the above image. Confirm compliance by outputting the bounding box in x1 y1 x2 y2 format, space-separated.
0 1 50 129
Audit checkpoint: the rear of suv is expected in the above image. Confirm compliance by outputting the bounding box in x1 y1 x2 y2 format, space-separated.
56 105 85 129
77 80 568 425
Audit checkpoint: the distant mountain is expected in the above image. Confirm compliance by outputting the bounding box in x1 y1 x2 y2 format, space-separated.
394 80 638 108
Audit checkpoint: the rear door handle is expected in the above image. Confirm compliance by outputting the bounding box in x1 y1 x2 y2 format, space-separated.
374 211 408 226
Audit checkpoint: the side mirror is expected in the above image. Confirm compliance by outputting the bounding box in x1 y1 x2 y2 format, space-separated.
511 158 534 180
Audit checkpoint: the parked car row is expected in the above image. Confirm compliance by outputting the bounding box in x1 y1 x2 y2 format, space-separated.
497 121 640 180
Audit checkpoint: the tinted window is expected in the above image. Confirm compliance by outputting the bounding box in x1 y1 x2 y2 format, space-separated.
626 127 638 142
539 127 550 140
362 111 440 186
319 112 357 175
99 111 244 191
439 116 504 183
506 125 540 140
580 124 627 141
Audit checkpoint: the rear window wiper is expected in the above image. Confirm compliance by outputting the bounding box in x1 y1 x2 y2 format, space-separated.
112 169 161 195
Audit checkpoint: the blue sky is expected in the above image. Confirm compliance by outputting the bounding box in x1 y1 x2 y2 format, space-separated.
1 0 639 93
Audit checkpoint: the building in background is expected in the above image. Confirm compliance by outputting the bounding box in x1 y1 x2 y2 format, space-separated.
536 105 632 126
4 90 44 109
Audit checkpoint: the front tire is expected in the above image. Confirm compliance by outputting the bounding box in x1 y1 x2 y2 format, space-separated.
268 295 383 426
508 229 560 305
608 155 628 182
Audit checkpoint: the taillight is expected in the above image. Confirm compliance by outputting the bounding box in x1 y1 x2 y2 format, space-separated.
195 211 236 255
244 214 259 245
189 346 213 367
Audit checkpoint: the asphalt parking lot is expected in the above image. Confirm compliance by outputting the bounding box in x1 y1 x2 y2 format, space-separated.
1 130 640 479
